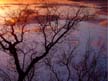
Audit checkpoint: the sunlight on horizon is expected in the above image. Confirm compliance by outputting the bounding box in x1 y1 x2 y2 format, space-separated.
0 0 104 26
0 0 68 4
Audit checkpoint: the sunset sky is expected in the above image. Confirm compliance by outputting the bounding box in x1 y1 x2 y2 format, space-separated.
0 0 107 15
0 0 107 3
0 0 68 4
0 0 107 5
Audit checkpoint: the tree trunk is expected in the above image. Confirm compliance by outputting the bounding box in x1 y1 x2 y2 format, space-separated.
79 78 82 81
18 74 25 81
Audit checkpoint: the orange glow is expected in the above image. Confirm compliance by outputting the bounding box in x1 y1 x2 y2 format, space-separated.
0 0 68 4
100 20 108 27
0 0 6 4
0 0 16 4
0 0 97 9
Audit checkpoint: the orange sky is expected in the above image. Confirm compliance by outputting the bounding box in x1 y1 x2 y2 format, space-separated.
0 0 96 8
0 0 69 4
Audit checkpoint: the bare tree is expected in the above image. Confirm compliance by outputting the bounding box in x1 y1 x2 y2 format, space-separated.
44 43 78 81
0 4 88 81
71 37 107 81
44 33 107 81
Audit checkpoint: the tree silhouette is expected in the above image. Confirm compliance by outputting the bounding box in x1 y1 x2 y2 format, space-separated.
0 5 89 81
